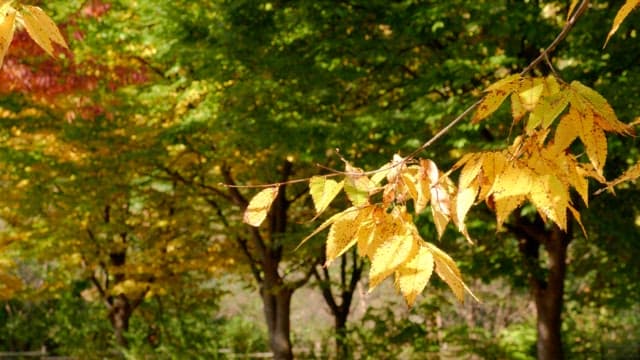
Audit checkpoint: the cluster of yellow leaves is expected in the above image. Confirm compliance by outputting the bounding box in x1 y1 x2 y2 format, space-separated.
243 156 475 306
0 1 68 67
463 74 633 233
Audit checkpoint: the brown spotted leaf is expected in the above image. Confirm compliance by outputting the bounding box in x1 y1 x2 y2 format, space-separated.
394 245 434 307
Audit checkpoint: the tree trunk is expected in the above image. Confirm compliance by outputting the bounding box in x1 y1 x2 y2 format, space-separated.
533 226 568 360
261 286 294 360
108 294 132 348
511 215 571 360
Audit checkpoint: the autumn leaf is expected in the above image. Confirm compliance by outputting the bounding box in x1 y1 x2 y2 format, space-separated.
243 187 279 227
425 242 475 303
518 77 545 111
473 74 521 123
604 0 640 48
369 227 418 291
394 245 434 307
298 207 357 249
325 206 372 265
19 5 69 56
570 81 632 135
0 5 16 68
309 176 344 216
344 162 373 206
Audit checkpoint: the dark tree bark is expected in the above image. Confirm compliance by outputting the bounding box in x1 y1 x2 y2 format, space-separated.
510 214 572 360
313 248 363 358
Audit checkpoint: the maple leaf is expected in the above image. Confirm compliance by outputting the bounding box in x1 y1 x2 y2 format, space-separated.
242 187 279 227
604 0 640 47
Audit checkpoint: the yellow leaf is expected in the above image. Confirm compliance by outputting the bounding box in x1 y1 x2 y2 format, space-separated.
458 153 483 189
568 205 587 239
19 5 68 56
578 110 608 175
518 77 545 111
490 165 533 199
394 245 434 307
571 81 632 134
356 216 376 257
369 228 418 291
326 208 367 265
415 160 433 213
529 91 569 132
553 107 580 151
309 177 344 215
473 74 521 123
344 163 373 206
370 162 392 184
401 173 419 203
454 179 478 242
0 6 16 68
604 0 640 47
494 195 526 229
242 187 279 227
511 93 527 123
528 175 569 230
426 243 475 303
478 152 507 201
298 207 357 249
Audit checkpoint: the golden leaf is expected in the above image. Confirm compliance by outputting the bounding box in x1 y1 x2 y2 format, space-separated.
518 77 545 111
458 153 483 189
454 179 478 242
553 107 580 151
415 160 434 213
490 165 533 199
369 228 418 291
426 243 474 303
578 111 608 175
473 74 521 123
344 163 373 206
0 5 16 68
309 176 344 215
356 216 376 257
394 245 434 307
570 81 632 134
604 0 640 47
326 207 368 265
494 195 526 229
19 5 68 57
299 207 357 249
478 152 507 201
528 92 569 132
528 175 569 230
511 93 527 123
243 187 279 227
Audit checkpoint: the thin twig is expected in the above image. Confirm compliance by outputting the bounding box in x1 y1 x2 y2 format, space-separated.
520 0 590 75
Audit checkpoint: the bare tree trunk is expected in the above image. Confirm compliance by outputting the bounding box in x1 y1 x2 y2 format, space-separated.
510 214 571 360
261 286 294 360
